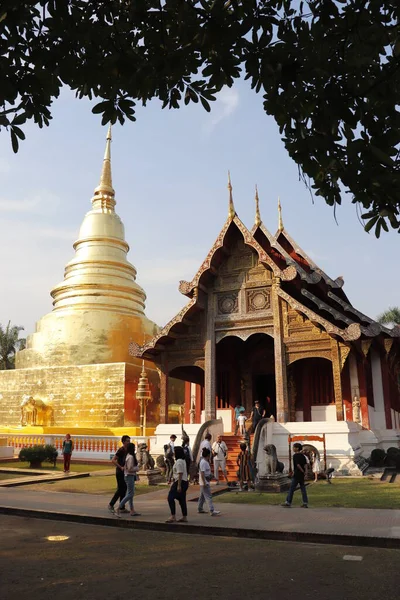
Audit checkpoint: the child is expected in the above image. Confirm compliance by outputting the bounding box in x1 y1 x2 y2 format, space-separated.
312 452 321 482
237 412 247 435
62 433 73 473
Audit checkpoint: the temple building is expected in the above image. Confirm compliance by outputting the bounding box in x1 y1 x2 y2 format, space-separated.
0 128 164 434
133 178 400 460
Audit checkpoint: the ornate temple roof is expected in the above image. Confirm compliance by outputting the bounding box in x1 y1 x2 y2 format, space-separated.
130 181 399 359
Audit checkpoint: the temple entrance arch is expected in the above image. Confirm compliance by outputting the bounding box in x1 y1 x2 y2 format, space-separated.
289 357 335 422
168 365 204 424
216 332 276 418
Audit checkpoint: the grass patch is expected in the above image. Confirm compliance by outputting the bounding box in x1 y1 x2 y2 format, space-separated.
0 461 111 473
217 478 400 510
23 474 166 496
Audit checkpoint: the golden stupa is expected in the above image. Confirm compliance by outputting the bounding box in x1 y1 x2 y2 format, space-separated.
0 127 160 434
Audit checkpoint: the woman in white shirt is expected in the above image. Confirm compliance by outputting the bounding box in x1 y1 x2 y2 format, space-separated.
117 443 141 517
197 448 221 516
166 446 189 523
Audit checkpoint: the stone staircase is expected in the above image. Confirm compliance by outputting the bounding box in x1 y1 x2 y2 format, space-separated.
216 434 243 482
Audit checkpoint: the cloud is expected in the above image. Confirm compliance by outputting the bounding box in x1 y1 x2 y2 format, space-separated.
0 191 61 214
203 86 239 136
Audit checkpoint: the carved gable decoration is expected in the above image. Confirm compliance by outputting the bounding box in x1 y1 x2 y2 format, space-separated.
246 263 272 285
218 292 239 315
246 288 270 312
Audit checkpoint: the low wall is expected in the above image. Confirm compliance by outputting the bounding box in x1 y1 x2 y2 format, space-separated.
0 434 152 461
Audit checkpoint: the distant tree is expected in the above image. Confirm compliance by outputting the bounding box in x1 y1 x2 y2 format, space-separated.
0 321 26 369
377 306 400 328
1 1 399 237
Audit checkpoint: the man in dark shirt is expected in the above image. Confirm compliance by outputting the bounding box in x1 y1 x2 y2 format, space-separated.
282 442 309 508
108 435 131 513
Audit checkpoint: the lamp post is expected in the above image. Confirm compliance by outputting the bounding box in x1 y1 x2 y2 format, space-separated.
136 361 152 436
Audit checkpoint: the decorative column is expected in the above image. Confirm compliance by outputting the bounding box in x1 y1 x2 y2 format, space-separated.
272 278 289 422
136 362 152 435
380 355 393 429
184 381 191 423
158 363 168 424
195 383 202 423
356 356 370 429
330 339 344 421
370 348 387 429
204 292 216 421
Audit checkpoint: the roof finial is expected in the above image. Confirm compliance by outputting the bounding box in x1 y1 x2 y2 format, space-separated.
254 185 261 227
228 171 235 220
92 124 115 209
278 196 284 232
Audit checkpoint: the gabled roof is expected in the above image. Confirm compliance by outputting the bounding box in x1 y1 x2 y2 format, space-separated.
130 189 399 359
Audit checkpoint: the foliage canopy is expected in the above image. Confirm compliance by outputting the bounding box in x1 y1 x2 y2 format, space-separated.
1 1 399 236
0 321 25 369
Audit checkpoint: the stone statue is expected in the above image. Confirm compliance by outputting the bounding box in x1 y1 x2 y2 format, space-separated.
263 444 284 474
352 394 361 424
137 443 155 471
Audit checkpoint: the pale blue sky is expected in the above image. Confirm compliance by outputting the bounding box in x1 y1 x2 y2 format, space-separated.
1 79 398 337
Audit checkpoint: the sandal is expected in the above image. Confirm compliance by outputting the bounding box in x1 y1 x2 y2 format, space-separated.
177 517 188 523
130 512 141 517
165 517 176 523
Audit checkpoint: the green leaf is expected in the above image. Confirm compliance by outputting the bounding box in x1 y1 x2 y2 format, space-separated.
10 131 19 154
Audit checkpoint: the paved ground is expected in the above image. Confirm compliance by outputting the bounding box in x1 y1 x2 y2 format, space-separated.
0 514 399 600
1 485 400 547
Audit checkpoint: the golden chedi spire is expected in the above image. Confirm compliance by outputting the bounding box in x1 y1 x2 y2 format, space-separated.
227 171 236 220
254 185 261 227
17 124 157 370
49 125 147 317
92 124 115 210
278 196 284 232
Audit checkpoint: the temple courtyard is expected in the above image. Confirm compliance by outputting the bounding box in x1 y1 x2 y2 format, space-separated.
0 514 399 600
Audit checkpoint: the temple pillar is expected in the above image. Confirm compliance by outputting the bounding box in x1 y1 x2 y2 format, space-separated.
184 381 191 423
272 279 288 422
204 293 216 421
195 383 202 424
380 355 393 429
356 356 370 429
159 366 168 424
370 348 387 429
330 339 344 421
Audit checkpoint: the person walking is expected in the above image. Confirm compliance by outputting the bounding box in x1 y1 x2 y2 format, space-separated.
166 446 189 523
197 447 221 516
234 404 244 434
237 412 247 435
199 432 212 454
62 433 73 473
250 401 265 433
282 442 309 508
116 442 141 517
108 435 130 513
212 435 229 485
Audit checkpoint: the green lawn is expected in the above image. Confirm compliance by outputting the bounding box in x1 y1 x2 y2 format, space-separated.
217 478 400 510
24 474 166 495
0 461 111 473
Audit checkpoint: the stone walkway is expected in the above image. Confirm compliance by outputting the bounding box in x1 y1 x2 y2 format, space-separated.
1 485 400 548
0 467 89 487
